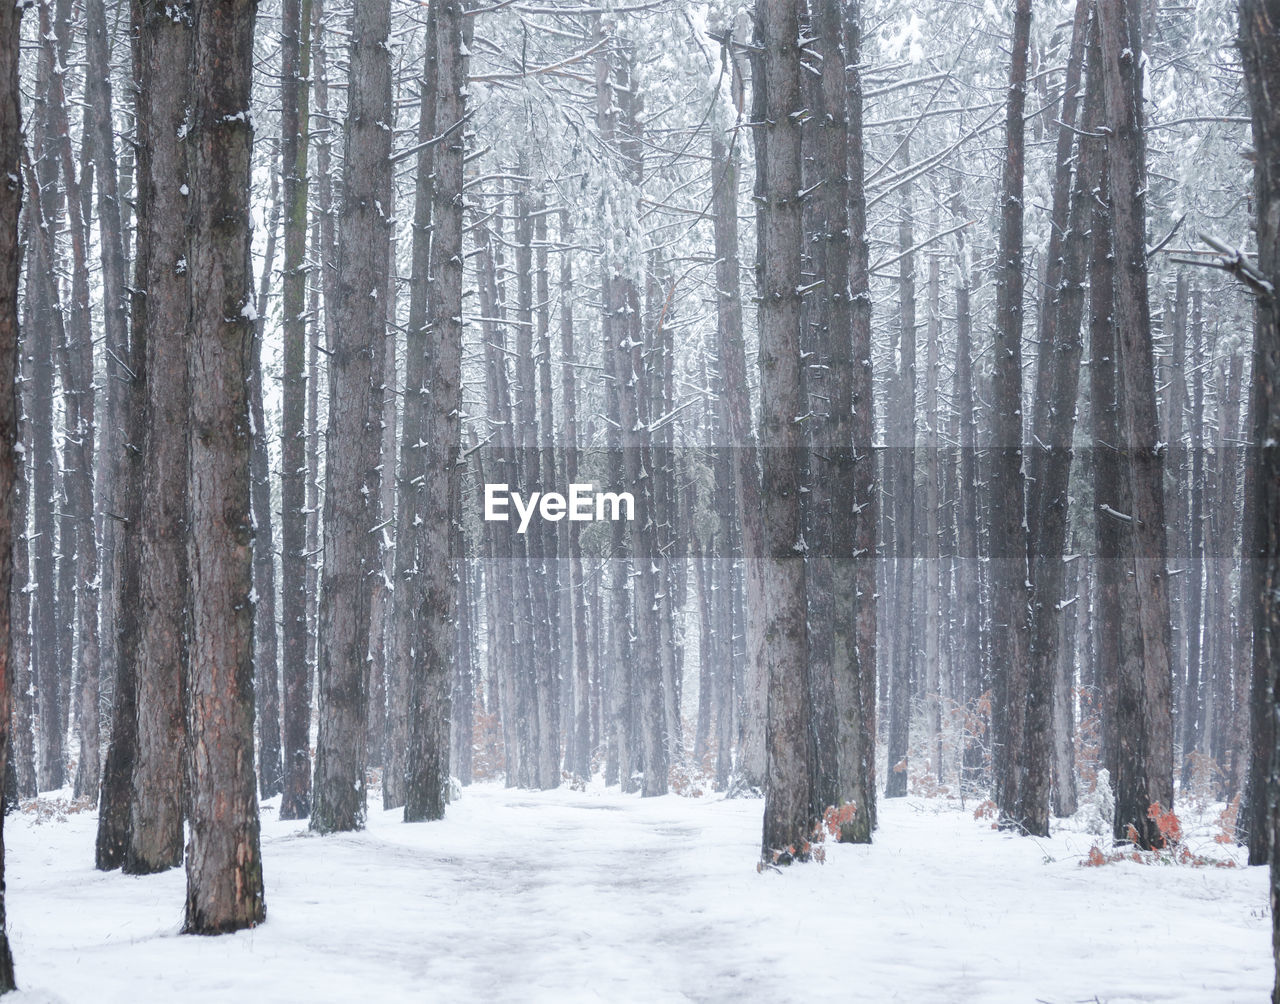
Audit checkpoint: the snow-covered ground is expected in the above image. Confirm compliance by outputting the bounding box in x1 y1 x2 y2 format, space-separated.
2 782 1268 1003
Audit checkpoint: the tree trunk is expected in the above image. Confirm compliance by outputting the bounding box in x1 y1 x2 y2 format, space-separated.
1238 1 1280 992
404 0 466 823
0 0 21 979
311 0 393 834
279 0 314 823
85 0 128 816
953 184 982 794
10 343 32 800
535 199 564 783
27 18 64 794
386 0 437 812
559 210 592 783
884 135 916 802
719 25 767 798
1182 289 1205 790
250 162 282 802
755 0 815 862
1089 149 1124 803
42 0 102 805
125 0 191 876
183 0 266 932
1096 0 1175 848
990 0 1033 830
813 0 873 841
1024 0 1092 830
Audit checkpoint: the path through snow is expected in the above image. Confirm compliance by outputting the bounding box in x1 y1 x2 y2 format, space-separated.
2 783 1269 1002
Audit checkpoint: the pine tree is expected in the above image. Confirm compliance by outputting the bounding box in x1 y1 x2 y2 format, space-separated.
182 0 265 934
755 0 815 863
0 0 21 982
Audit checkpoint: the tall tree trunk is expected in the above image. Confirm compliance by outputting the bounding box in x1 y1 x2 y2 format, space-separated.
815 0 873 841
404 0 466 823
311 0 392 834
755 0 815 862
846 2 877 834
477 226 522 788
884 136 916 801
1024 0 1092 828
923 247 942 783
560 210 592 783
10 345 32 800
86 0 128 812
1166 275 1189 756
718 28 767 798
612 50 666 798
990 0 1033 831
250 161 283 802
27 11 64 794
1204 352 1244 786
1182 289 1206 790
1096 0 1175 848
1238 0 1280 990
279 0 314 823
953 185 982 793
183 0 266 933
386 0 437 812
305 0 329 705
1089 150 1123 802
0 0 21 979
514 168 555 790
96 16 148 865
594 21 635 794
125 0 191 876
535 199 564 782
42 0 102 804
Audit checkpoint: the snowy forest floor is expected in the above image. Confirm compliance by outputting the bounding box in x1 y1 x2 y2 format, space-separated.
2 780 1268 1003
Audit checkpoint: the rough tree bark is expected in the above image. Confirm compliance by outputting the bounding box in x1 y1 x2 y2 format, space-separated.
126 0 191 876
386 0 438 812
42 0 102 805
1237 2 1280 992
97 0 153 866
719 25 768 798
1096 0 1175 848
311 0 393 834
883 135 915 801
1024 0 1091 827
816 0 873 842
85 0 128 814
990 0 1034 831
404 0 466 823
0 0 21 979
278 0 313 822
845 0 878 835
755 0 815 862
182 0 266 933
27 8 64 796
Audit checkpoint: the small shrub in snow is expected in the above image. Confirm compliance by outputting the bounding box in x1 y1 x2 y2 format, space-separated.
1182 751 1226 814
669 754 716 798
1076 767 1115 837
1081 802 1237 869
470 708 506 782
1215 794 1241 845
21 794 94 825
